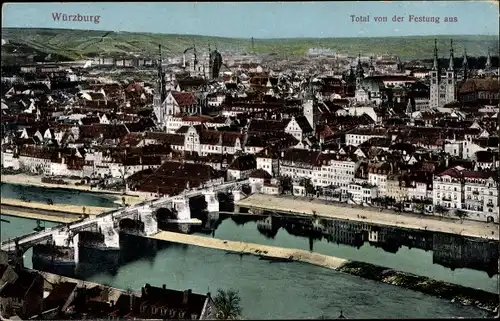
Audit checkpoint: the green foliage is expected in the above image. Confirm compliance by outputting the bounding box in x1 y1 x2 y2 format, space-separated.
2 28 498 62
434 204 449 216
213 289 243 320
414 203 425 213
455 209 468 222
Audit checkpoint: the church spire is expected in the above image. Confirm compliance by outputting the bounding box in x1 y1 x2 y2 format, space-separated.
158 44 166 103
448 39 454 71
486 49 492 70
396 56 403 72
432 39 439 71
462 48 468 80
406 97 413 116
356 52 364 76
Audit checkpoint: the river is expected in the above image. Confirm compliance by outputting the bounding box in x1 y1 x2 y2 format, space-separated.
0 184 496 318
193 214 498 293
0 215 492 319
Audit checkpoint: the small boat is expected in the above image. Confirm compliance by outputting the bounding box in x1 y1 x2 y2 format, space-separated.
259 255 294 263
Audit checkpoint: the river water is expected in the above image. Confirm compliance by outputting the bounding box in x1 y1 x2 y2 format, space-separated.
0 184 496 318
0 183 119 208
195 215 498 293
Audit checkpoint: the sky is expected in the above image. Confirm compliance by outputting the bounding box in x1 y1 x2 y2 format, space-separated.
2 1 499 38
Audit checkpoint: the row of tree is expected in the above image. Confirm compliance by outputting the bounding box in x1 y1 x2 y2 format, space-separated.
276 175 471 222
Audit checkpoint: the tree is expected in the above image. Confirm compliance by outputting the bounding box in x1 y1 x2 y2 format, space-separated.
213 289 243 320
414 203 425 214
434 204 449 217
301 177 315 196
278 175 293 194
455 209 468 223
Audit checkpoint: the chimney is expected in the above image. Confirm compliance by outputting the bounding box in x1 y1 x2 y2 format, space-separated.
162 284 166 289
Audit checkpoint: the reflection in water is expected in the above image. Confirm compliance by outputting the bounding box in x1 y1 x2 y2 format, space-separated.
188 210 499 284
34 237 490 319
0 212 490 319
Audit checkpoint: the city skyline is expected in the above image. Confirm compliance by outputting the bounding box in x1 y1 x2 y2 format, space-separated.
2 1 499 38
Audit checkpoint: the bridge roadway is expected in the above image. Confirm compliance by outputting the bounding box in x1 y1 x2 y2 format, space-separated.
0 179 249 252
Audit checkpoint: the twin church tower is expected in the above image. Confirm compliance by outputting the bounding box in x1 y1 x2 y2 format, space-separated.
428 39 492 108
429 39 460 108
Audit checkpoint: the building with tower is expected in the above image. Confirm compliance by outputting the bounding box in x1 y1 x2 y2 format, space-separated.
368 57 375 77
429 39 458 108
302 82 320 132
355 53 364 89
153 45 168 128
208 48 223 80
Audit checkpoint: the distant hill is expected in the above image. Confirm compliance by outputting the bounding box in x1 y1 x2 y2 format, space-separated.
1 28 498 63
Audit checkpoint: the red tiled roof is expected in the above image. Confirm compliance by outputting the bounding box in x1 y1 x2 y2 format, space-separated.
172 92 197 107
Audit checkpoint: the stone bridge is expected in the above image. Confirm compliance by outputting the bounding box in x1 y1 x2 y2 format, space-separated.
0 179 250 261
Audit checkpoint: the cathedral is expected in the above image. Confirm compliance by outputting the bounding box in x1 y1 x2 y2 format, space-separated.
182 45 223 79
428 39 471 108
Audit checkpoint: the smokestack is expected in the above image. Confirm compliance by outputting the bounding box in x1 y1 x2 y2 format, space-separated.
183 54 186 68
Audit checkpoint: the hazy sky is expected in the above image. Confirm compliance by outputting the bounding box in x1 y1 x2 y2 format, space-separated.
2 1 498 38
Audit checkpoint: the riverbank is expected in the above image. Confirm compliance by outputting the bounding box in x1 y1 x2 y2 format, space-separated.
0 206 79 224
150 231 498 314
0 198 113 216
236 194 499 241
337 261 498 314
1 174 150 205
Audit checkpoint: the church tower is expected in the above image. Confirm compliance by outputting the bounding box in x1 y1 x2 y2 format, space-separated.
355 53 364 89
368 56 375 77
485 50 492 71
396 56 403 73
445 39 456 104
405 97 413 117
462 49 468 81
429 39 440 108
208 44 213 80
153 44 167 128
191 45 199 76
303 79 316 131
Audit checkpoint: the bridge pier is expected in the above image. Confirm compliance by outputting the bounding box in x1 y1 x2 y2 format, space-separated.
203 190 219 213
173 197 191 221
139 205 158 236
73 233 79 264
97 216 120 249
232 190 243 202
